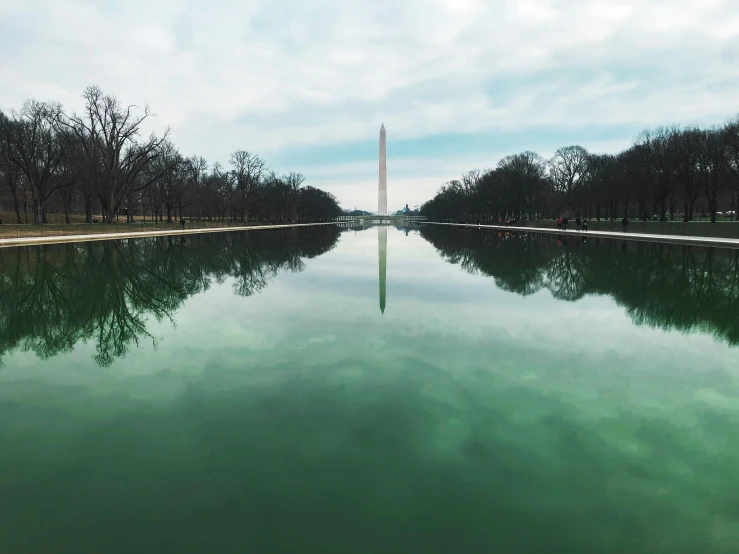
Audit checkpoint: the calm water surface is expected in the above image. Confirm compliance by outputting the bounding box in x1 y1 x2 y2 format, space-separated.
2 225 739 553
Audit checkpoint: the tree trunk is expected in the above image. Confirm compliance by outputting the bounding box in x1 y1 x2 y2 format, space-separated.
668 196 677 220
31 188 42 225
11 189 22 224
708 174 719 223
105 189 116 223
683 195 690 222
730 191 735 221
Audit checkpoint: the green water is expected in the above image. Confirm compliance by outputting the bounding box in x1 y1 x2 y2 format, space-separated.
2 225 739 553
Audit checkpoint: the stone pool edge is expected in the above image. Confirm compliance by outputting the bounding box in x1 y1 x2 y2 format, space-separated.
425 222 739 249
0 222 340 249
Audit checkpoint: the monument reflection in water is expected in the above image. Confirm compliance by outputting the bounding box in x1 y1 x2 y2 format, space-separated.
378 226 387 314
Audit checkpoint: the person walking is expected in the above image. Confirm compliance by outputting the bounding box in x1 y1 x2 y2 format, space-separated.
576 216 582 231
563 217 569 230
582 219 588 231
556 216 562 230
622 217 629 232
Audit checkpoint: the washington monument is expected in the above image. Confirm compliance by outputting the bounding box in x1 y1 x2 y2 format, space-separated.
378 123 387 216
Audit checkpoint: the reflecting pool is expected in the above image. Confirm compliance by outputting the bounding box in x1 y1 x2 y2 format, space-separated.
1 224 739 553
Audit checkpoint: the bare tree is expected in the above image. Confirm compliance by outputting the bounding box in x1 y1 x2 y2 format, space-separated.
297 186 341 221
696 127 732 222
548 145 589 216
207 162 230 221
145 141 186 222
461 169 482 192
639 127 680 220
185 156 208 219
282 171 305 220
55 130 80 224
0 100 66 223
229 150 265 221
57 85 170 223
498 152 547 219
724 117 739 220
0 110 24 223
673 127 702 221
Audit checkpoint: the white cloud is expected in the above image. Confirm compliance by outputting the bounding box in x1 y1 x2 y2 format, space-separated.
1 0 738 209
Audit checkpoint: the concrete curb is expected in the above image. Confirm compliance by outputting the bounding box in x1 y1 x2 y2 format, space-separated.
425 222 739 249
0 222 339 249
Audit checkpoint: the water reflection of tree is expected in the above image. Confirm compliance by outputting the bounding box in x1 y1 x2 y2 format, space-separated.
0 226 342 367
421 226 739 345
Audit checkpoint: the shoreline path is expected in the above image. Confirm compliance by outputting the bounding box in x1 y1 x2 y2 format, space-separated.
0 222 340 249
425 222 739 249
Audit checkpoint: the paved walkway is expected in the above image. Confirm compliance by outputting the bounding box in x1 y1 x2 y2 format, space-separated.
426 222 739 248
0 222 339 249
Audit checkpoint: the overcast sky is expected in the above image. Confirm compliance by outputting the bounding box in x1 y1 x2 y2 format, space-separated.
1 0 738 211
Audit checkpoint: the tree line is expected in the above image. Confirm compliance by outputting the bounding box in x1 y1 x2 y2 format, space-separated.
421 226 739 345
0 85 343 225
420 119 739 224
0 225 343 367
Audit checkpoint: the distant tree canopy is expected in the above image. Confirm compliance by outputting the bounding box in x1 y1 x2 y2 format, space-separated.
420 119 739 224
0 85 343 224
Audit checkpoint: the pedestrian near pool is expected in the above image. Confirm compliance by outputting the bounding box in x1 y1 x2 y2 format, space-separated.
180 217 186 230
556 216 562 230
576 216 582 231
622 217 629 232
582 219 588 231
563 217 569 230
